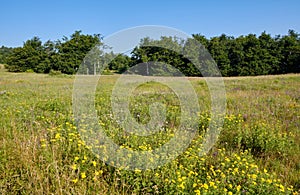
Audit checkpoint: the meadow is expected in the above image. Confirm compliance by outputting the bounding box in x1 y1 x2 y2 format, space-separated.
0 66 299 194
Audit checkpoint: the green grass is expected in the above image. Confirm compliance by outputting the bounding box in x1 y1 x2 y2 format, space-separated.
0 68 299 194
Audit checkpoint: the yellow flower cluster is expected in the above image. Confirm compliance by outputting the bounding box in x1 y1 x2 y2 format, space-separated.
38 114 298 194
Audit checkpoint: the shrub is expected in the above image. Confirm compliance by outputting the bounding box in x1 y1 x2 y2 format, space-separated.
49 69 62 76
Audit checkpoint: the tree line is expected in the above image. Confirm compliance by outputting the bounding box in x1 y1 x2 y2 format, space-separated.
1 30 299 76
1 31 102 74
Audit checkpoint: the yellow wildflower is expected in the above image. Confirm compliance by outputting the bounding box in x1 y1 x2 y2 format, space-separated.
71 164 77 170
178 182 185 189
134 169 142 174
279 184 285 192
81 172 86 179
55 133 60 139
202 183 209 190
194 189 201 195
72 178 78 183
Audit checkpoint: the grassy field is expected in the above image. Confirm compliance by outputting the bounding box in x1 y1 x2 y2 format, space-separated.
0 67 299 194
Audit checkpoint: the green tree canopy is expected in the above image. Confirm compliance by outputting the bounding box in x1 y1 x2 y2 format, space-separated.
3 30 300 76
5 31 102 74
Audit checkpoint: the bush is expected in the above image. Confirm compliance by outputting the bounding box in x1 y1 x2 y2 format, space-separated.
25 69 34 73
101 69 114 75
49 69 62 76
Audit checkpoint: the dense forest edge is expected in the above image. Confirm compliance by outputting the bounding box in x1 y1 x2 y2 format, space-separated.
0 30 299 76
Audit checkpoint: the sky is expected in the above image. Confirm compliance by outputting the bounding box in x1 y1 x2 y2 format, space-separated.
1 0 299 47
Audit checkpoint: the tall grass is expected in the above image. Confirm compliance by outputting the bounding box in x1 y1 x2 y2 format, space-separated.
0 68 299 194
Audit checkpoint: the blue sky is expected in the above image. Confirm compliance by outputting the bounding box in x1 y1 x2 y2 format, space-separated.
1 0 299 47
